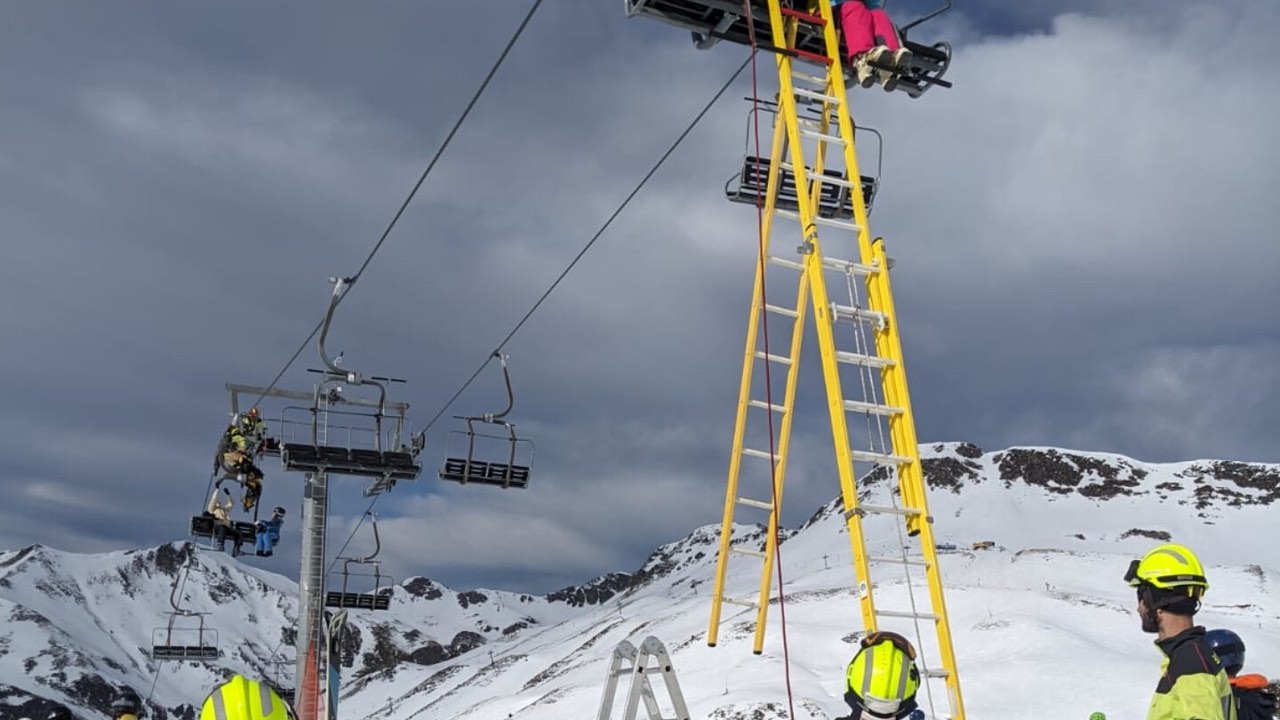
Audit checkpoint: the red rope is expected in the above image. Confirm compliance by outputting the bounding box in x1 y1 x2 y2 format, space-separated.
741 2 796 719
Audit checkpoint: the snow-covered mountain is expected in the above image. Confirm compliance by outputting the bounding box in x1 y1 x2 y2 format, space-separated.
2 443 1277 720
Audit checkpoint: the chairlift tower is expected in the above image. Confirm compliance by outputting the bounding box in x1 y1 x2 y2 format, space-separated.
226 276 425 720
627 1 963 718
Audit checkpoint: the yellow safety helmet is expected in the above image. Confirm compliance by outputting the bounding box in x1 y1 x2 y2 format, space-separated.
1124 543 1208 592
845 631 921 718
199 675 295 720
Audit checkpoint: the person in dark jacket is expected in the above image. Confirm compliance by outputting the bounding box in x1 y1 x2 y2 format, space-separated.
1206 628 1278 720
1125 543 1235 720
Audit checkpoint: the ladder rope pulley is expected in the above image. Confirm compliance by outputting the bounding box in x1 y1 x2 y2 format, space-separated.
439 352 534 489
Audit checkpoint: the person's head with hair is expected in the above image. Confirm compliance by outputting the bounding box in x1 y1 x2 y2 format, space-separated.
842 631 921 719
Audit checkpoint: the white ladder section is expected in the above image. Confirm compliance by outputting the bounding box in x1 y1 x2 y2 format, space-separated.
596 636 691 720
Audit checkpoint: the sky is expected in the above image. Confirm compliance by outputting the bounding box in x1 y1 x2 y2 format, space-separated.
1 0 1277 594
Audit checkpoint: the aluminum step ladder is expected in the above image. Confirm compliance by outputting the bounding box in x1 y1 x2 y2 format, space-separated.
596 637 691 720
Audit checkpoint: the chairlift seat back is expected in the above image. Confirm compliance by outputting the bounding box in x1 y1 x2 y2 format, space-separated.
325 591 391 611
728 155 870 219
281 442 422 480
190 516 258 544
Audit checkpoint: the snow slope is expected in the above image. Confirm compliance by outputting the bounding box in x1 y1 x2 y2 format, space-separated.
1 443 1276 720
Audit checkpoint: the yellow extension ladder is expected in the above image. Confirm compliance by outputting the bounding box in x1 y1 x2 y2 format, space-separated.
704 2 965 718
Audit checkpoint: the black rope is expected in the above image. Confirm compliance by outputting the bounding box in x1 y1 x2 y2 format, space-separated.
420 55 754 435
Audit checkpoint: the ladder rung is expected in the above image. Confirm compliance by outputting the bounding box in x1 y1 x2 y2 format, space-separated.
842 399 902 417
742 447 780 462
804 169 854 189
775 209 860 233
822 256 878 275
736 497 775 511
793 86 841 105
845 503 921 518
875 609 940 621
779 6 826 26
748 399 787 413
923 667 951 679
729 546 768 559
723 597 757 609
765 302 799 318
849 449 911 464
835 350 895 368
831 304 886 326
790 70 831 87
798 126 846 145
868 555 930 567
754 350 793 365
767 254 803 271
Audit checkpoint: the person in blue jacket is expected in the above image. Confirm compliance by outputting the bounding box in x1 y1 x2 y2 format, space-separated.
255 506 286 557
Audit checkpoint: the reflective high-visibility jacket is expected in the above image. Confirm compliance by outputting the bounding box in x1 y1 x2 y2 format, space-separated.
1147 626 1236 720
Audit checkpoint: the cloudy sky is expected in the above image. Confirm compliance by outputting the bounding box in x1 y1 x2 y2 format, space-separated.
2 0 1277 594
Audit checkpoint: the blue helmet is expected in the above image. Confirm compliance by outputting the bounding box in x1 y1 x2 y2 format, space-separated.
1205 628 1244 675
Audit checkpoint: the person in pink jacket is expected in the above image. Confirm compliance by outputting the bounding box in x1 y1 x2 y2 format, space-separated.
840 0 912 89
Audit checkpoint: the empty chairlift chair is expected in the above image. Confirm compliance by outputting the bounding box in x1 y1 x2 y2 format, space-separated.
153 562 219 660
440 352 534 489
325 513 393 611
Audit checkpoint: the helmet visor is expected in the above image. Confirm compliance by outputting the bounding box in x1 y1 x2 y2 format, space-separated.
1124 559 1141 586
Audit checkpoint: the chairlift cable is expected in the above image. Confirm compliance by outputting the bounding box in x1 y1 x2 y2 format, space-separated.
419 55 755 436
739 1 796 715
245 0 547 411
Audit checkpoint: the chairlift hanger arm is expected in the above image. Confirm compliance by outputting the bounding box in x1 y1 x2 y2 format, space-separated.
487 351 516 422
899 0 951 35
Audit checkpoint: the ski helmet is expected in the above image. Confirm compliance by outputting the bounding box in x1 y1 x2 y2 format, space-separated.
111 687 144 717
1205 628 1245 675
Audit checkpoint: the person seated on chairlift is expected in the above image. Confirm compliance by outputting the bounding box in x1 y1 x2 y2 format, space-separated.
206 486 243 557
839 0 912 91
255 506 286 557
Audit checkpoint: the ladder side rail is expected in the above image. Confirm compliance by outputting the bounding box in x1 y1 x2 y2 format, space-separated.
621 647 651 720
868 241 966 719
707 84 792 647
750 248 811 654
643 637 693 720
597 640 637 720
809 0 885 636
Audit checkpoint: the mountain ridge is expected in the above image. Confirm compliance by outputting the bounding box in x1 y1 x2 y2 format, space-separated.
1 443 1277 719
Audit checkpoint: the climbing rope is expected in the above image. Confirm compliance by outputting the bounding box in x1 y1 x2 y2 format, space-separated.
741 1 797 718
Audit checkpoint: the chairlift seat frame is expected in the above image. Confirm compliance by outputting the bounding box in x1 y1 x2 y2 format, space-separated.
439 426 533 490
281 442 421 480
190 515 259 546
626 0 953 97
726 154 874 219
151 616 219 661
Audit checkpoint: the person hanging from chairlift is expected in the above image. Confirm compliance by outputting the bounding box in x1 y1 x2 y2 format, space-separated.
215 407 268 511
839 0 912 91
206 486 243 557
255 506 286 557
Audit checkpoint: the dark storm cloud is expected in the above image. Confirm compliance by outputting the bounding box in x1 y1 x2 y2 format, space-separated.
1 1 1276 593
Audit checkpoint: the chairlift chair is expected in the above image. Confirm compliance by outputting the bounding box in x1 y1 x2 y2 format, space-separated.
151 612 220 660
724 102 884 217
440 353 534 490
325 513 394 611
